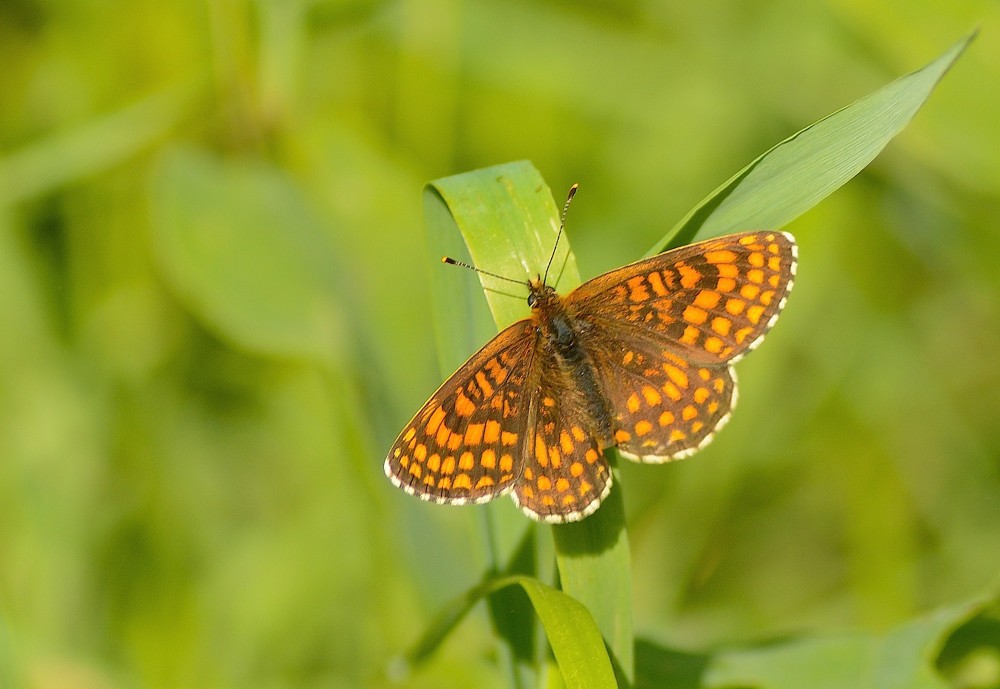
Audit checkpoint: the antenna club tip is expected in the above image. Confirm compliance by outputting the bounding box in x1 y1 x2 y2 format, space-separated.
442 256 455 264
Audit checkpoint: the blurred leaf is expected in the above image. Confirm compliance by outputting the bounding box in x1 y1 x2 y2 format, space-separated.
516 576 618 689
426 162 633 682
0 82 199 207
150 146 345 364
403 574 617 689
634 639 710 689
703 594 993 689
656 31 976 252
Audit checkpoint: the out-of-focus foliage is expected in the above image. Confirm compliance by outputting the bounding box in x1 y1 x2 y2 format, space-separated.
0 1 998 688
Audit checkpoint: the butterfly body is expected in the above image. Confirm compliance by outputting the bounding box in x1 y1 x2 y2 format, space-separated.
528 279 616 451
386 231 797 523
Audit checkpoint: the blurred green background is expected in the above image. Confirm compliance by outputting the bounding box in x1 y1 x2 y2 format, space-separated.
1 1 999 688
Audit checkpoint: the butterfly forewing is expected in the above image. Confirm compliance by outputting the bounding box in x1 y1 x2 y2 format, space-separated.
384 321 536 505
567 231 797 364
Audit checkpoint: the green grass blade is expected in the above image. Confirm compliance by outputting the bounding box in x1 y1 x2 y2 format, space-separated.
653 31 975 253
514 576 618 689
401 575 618 689
425 163 633 684
553 479 634 686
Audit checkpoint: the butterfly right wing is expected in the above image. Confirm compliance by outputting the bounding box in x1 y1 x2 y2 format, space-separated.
384 320 536 505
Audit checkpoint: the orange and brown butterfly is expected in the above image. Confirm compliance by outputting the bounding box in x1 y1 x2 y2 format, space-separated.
384 187 797 523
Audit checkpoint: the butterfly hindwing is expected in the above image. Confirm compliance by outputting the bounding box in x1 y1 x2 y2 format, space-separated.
581 327 738 462
511 349 613 522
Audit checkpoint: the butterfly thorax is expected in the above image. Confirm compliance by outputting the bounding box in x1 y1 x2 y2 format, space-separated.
527 278 615 448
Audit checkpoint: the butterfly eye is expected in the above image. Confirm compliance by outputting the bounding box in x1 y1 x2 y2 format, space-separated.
527 293 537 307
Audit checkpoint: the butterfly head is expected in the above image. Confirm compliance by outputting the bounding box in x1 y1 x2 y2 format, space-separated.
526 276 559 310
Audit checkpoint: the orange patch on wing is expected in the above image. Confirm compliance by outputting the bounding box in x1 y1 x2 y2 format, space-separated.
678 263 702 288
647 271 667 295
711 316 731 336
717 263 739 278
534 435 548 466
464 424 484 446
680 325 700 345
684 305 708 325
455 392 476 417
705 250 737 264
694 291 722 310
425 407 447 435
704 337 724 354
664 363 689 389
474 371 494 397
481 448 496 469
642 386 662 406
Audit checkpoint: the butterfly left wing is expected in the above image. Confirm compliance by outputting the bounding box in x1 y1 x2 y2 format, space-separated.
384 320 536 505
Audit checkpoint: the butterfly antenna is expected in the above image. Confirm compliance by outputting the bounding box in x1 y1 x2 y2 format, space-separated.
441 256 526 286
543 183 578 285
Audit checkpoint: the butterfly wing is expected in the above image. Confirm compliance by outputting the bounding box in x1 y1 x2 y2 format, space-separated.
384 320 536 505
566 231 797 365
511 346 613 522
581 330 738 461
567 231 795 461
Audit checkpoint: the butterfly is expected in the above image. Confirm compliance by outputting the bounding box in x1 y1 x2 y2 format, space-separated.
384 198 797 523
